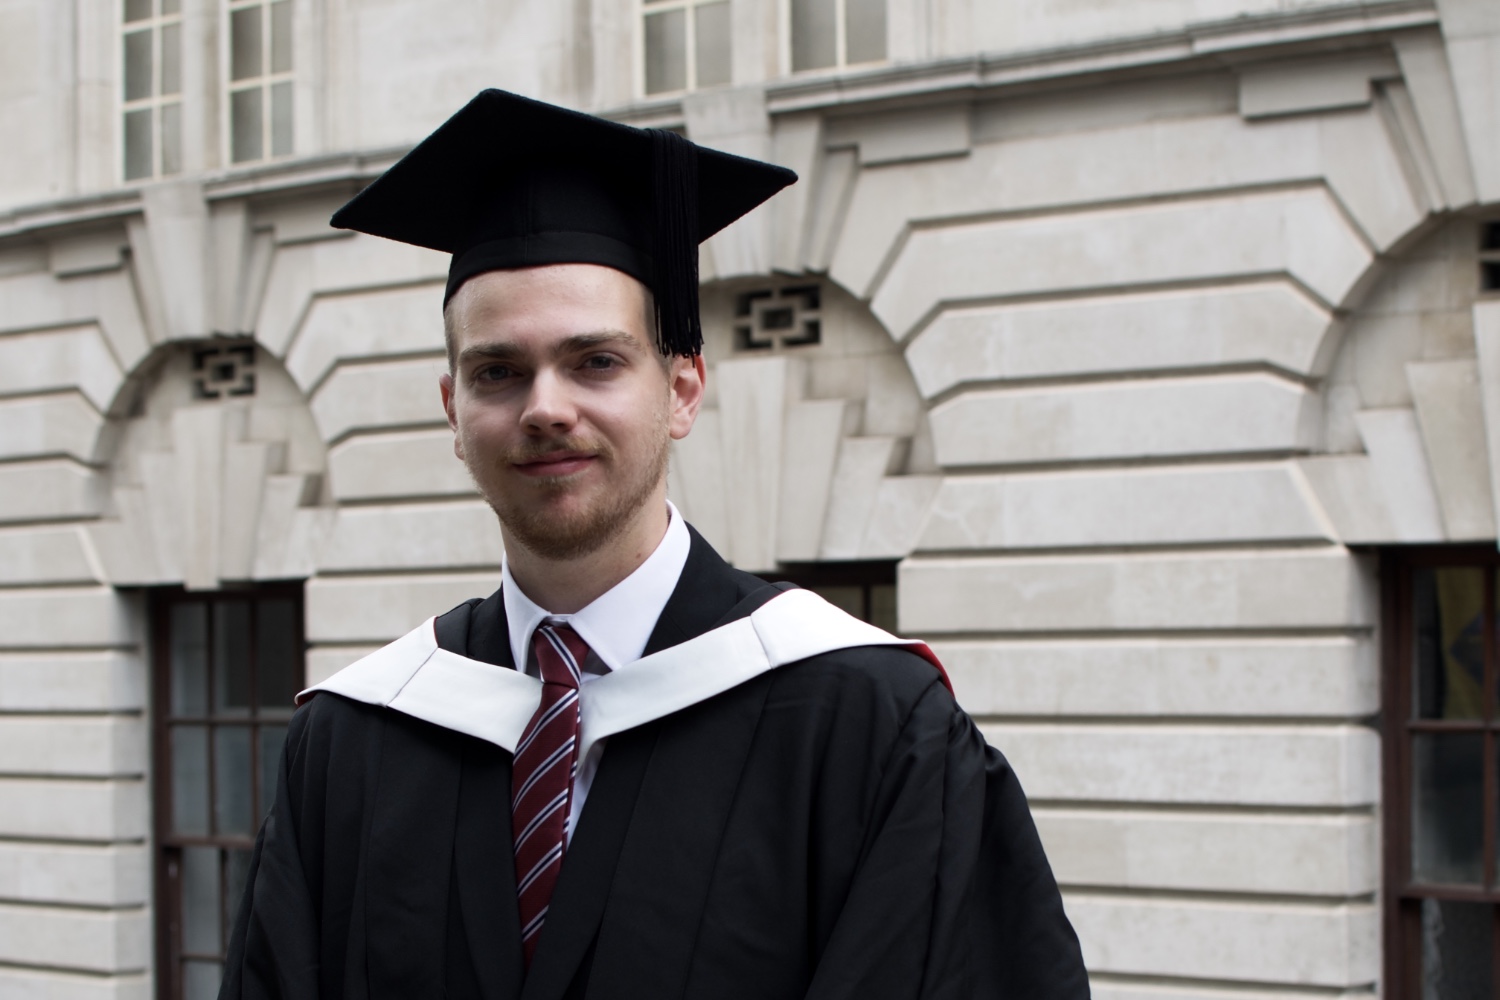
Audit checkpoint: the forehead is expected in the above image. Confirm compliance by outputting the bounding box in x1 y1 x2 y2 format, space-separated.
447 263 654 354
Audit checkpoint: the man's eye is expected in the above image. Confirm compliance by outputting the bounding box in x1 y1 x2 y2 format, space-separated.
477 364 516 381
582 355 620 371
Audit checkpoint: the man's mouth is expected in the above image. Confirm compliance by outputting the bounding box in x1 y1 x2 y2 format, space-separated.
512 450 597 477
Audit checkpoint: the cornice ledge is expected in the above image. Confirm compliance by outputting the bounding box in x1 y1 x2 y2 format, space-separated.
763 0 1438 115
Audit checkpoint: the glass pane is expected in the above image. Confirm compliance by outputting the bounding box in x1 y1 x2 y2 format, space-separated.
870 583 897 633
813 585 862 619
270 0 293 74
270 81 293 157
224 847 253 940
791 0 837 71
170 602 209 716
180 846 221 956
1413 732 1484 884
1414 568 1486 720
160 101 181 175
231 5 263 82
160 21 181 94
124 108 152 180
171 725 210 835
846 0 887 64
162 0 181 13
644 9 686 95
231 87 263 162
694 3 731 87
1421 898 1492 999
123 29 152 101
214 601 252 716
214 726 254 835
258 724 286 819
124 0 152 24
183 960 222 1000
255 598 300 709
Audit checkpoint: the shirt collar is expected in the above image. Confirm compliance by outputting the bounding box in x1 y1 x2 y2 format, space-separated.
501 501 691 673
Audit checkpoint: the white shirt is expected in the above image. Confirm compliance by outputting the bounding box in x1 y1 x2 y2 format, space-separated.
500 501 692 838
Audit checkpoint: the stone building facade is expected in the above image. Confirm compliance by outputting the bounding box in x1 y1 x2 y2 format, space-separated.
2 0 1499 996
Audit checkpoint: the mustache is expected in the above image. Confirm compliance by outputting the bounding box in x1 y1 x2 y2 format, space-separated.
502 437 611 465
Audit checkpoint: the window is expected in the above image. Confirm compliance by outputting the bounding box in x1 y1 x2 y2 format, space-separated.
758 561 897 632
226 0 294 163
1384 549 1500 997
788 0 886 73
642 0 731 96
151 585 304 1000
1482 221 1500 295
122 0 183 181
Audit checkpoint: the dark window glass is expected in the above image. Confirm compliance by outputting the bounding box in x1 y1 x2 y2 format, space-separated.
756 561 900 633
230 5 263 81
845 0 887 64
231 87 264 162
791 0 836 71
644 9 687 95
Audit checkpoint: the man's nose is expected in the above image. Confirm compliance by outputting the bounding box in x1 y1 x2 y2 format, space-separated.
519 369 577 432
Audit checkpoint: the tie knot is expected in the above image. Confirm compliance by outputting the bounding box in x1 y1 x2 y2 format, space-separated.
534 624 589 688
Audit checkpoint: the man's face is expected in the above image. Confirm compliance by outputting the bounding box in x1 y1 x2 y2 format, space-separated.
439 263 704 561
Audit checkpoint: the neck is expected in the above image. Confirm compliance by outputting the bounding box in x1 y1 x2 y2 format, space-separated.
501 491 672 614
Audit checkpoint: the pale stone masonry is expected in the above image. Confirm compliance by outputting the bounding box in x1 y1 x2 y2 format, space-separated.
1 0 1499 996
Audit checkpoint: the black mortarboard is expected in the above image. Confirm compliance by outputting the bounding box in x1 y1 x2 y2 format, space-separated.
330 89 797 357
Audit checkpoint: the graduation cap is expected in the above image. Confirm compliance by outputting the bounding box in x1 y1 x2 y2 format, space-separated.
330 89 797 357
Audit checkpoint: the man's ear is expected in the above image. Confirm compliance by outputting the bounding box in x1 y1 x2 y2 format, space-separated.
667 354 707 441
439 372 465 461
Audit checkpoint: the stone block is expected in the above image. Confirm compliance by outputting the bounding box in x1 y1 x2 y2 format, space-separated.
859 476 941 559
776 400 854 562
1408 359 1496 539
309 355 449 443
900 548 1374 634
305 572 502 644
1442 34 1500 203
1476 302 1500 535
317 502 504 573
825 103 971 166
906 282 1331 398
0 717 146 778
0 392 105 464
0 969 147 1000
861 353 923 438
284 282 446 391
928 374 1319 468
1355 408 1445 541
0 588 139 649
305 645 379 688
0 778 147 840
770 112 823 273
669 409 730 556
327 428 475 501
0 324 122 411
1067 894 1376 988
717 357 797 572
1393 31 1479 207
49 232 127 278
0 652 145 712
918 463 1330 551
937 635 1375 718
0 902 148 974
1296 455 1397 543
1238 50 1396 119
1317 104 1425 250
869 188 1371 340
983 723 1378 807
0 460 104 524
1037 809 1376 896
0 270 150 377
0 843 148 907
0 526 101 586
820 437 900 560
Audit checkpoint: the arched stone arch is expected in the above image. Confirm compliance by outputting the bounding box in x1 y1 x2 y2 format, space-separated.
669 274 940 571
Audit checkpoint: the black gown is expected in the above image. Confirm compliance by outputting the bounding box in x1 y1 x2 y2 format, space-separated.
220 528 1089 999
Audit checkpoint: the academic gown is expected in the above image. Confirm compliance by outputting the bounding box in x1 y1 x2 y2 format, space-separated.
220 528 1089 1000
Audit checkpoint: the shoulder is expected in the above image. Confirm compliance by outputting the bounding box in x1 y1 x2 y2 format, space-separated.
768 642 953 732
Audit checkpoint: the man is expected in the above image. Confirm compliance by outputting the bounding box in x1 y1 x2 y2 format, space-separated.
220 89 1088 999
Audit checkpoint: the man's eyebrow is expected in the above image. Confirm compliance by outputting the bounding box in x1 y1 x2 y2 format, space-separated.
456 330 642 367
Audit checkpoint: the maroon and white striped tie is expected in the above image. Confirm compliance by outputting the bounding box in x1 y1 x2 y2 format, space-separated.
512 623 587 967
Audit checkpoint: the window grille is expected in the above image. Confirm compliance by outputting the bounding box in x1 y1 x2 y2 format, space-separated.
642 0 731 96
226 0 294 164
733 284 822 352
122 0 184 181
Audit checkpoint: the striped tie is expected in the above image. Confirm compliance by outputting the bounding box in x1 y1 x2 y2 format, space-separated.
512 623 587 967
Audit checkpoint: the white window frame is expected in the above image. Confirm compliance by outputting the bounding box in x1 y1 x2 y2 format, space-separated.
222 0 296 166
781 0 887 76
638 0 731 98
120 0 185 182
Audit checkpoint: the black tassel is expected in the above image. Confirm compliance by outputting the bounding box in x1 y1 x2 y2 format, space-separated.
647 128 702 357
